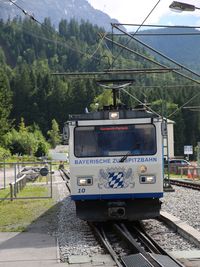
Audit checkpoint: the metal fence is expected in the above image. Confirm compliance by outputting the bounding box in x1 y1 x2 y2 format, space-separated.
169 165 200 179
0 161 53 201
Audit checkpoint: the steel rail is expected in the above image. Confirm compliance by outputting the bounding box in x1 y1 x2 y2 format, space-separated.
89 223 123 267
114 223 162 267
90 221 185 267
132 223 185 267
59 169 71 192
129 223 161 254
170 179 200 190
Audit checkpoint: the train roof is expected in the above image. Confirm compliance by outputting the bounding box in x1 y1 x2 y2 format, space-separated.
68 107 159 121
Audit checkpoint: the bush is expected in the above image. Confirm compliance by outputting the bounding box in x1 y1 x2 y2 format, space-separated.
4 120 49 157
33 129 50 157
0 146 11 160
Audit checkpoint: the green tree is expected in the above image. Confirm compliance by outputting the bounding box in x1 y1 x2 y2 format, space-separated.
0 146 11 160
47 119 61 148
90 90 113 111
30 124 50 157
0 67 12 143
5 119 37 155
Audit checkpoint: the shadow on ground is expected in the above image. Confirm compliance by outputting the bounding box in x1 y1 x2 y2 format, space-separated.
0 198 64 250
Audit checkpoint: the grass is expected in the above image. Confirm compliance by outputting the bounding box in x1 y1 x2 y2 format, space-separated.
0 188 10 199
18 185 50 197
169 174 188 179
0 185 55 232
27 175 49 184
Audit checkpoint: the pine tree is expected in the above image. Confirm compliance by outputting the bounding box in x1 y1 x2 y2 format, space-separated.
0 67 12 143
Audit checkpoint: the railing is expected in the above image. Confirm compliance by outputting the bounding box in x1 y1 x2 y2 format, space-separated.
9 174 27 201
0 161 53 201
179 166 200 179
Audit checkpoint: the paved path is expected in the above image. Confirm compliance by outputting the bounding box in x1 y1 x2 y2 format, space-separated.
0 232 59 267
0 232 117 267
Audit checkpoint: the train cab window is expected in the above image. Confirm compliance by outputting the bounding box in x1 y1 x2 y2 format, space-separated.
74 124 156 157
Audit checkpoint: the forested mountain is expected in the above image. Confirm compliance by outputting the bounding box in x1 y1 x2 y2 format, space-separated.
0 0 118 31
0 18 200 156
138 27 200 72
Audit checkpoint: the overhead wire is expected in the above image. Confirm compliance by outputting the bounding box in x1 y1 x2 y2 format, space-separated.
4 0 109 61
88 32 107 59
7 0 43 26
113 23 200 29
104 35 200 86
109 24 200 117
110 0 161 68
110 32 200 36
132 85 200 88
168 91 200 118
5 0 200 116
112 24 200 80
21 25 107 61
122 88 161 117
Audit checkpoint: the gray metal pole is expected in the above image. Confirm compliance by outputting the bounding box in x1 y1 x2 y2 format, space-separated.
50 162 53 198
3 158 6 189
14 164 17 197
197 142 200 177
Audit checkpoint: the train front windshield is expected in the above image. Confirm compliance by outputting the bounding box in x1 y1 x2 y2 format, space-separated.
74 124 156 157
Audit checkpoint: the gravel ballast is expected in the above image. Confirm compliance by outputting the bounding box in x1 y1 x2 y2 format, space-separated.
162 185 200 231
52 173 200 261
54 171 104 262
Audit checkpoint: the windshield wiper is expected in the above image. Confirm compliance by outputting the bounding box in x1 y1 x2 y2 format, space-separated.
119 151 134 162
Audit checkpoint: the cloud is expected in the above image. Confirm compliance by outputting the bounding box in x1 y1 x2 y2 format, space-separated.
88 0 170 23
87 0 200 26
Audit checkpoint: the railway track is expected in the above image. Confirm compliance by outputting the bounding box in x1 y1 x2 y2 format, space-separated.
59 168 71 192
170 178 200 190
90 221 185 267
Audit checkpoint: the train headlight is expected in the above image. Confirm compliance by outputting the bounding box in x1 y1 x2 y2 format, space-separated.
139 175 156 184
109 111 119 120
77 177 93 186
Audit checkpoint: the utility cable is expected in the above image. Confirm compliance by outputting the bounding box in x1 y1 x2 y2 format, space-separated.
122 88 161 117
112 24 200 80
104 35 200 118
104 35 200 87
132 85 200 88
110 0 161 68
6 0 200 117
113 23 200 29
111 32 200 36
123 84 200 119
111 25 200 118
5 0 109 61
7 0 43 26
20 25 104 61
88 32 107 59
168 91 200 118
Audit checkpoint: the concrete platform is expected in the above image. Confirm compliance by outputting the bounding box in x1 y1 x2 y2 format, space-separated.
171 250 200 259
0 232 117 267
160 211 200 248
0 232 60 267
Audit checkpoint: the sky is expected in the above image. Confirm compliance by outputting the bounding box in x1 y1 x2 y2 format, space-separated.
87 0 200 30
